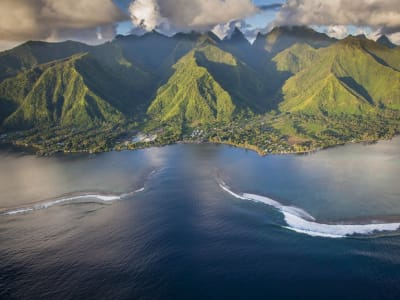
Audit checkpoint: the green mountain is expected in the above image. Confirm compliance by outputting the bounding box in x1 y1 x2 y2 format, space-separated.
276 36 400 115
0 44 153 130
0 27 399 154
2 55 121 129
147 38 275 126
254 26 336 55
147 45 236 125
0 40 90 82
273 43 320 74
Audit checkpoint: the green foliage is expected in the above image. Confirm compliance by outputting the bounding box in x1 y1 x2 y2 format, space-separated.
0 40 90 82
194 45 269 112
278 36 400 115
148 48 235 125
273 43 320 74
2 54 124 130
0 29 399 155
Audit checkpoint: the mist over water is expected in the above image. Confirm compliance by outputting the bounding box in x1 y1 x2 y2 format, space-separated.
1 138 400 299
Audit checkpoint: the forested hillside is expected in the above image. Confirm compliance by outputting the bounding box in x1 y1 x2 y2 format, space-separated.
0 26 399 155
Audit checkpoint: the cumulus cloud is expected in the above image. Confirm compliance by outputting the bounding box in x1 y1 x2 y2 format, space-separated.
274 0 400 36
388 33 400 45
0 0 126 47
212 20 250 40
326 25 348 39
129 0 258 34
211 4 283 40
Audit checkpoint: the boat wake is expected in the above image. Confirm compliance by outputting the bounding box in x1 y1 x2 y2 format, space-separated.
219 182 400 238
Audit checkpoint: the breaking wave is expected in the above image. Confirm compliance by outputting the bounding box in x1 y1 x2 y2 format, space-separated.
0 188 145 217
219 182 400 238
0 166 168 217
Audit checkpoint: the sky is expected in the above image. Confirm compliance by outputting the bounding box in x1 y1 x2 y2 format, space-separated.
0 0 399 51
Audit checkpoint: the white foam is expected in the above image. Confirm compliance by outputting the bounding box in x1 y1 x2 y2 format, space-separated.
283 212 400 238
220 183 400 238
35 194 121 209
219 184 246 200
2 207 34 216
135 187 145 193
1 187 145 216
242 193 282 208
242 193 315 221
120 186 145 199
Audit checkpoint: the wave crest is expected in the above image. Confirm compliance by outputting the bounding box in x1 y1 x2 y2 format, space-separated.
1 188 144 216
219 183 400 238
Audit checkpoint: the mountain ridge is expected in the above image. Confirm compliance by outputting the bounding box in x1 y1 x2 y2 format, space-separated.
0 26 399 155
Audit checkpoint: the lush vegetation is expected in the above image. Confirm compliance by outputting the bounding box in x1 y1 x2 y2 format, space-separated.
0 26 399 156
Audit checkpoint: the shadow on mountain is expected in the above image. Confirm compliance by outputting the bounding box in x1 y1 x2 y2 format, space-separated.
0 99 18 124
362 46 392 69
195 51 278 114
339 76 374 105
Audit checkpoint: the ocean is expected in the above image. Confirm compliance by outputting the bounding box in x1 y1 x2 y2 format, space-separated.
1 138 400 299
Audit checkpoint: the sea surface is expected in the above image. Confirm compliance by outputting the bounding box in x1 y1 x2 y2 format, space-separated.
1 138 400 299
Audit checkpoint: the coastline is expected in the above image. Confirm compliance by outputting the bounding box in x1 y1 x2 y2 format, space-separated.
1 134 398 158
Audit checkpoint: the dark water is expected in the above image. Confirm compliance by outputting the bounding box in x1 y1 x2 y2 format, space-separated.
1 138 400 299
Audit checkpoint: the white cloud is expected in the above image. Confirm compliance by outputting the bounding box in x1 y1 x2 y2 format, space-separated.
129 0 258 34
326 25 348 39
274 0 400 35
212 20 250 40
388 33 400 45
0 0 126 48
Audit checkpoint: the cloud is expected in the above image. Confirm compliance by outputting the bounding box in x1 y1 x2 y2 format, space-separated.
274 0 400 35
326 25 348 39
212 20 250 40
388 33 400 45
0 0 126 45
129 0 258 34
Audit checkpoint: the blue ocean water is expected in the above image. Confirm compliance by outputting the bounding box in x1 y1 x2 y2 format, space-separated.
1 138 400 299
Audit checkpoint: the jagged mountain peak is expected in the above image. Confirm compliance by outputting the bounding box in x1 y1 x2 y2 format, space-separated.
224 27 247 42
377 35 397 49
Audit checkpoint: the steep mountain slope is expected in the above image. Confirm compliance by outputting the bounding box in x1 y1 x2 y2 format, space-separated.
273 43 320 74
194 44 268 112
377 35 397 49
358 37 400 71
220 28 256 67
0 44 154 130
76 43 155 114
2 55 123 129
147 42 270 125
250 27 336 99
278 36 400 115
254 26 336 55
0 41 90 82
147 47 235 125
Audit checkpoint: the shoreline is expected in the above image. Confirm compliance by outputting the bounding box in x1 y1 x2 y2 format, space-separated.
1 135 398 158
